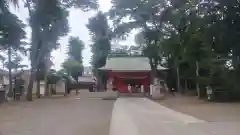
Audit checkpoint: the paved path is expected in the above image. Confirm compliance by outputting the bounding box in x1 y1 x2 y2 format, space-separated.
110 98 240 135
0 97 114 135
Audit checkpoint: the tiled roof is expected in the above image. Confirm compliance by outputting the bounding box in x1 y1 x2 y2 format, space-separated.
99 57 167 71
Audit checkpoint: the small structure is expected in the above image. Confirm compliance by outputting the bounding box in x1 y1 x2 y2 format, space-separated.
39 81 45 95
99 57 167 93
14 70 37 95
70 76 96 91
83 67 93 76
0 69 9 86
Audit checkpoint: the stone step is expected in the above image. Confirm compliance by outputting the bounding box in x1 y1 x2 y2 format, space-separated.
118 93 145 97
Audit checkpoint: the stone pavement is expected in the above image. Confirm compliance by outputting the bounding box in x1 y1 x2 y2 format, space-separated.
109 98 240 135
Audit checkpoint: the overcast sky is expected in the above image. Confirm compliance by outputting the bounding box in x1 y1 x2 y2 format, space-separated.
11 0 136 70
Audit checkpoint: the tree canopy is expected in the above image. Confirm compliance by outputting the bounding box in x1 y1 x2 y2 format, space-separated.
0 1 27 97
67 36 85 63
62 36 84 80
87 11 111 70
108 0 240 99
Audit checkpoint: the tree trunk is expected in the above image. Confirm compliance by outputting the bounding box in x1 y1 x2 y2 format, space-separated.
36 69 41 98
96 70 101 92
176 67 181 92
44 72 49 96
2 60 4 69
44 55 51 96
36 80 40 98
26 68 35 101
8 47 13 99
196 61 200 98
185 79 188 92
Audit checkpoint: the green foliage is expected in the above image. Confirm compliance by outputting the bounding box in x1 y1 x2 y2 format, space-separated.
5 54 27 71
109 0 240 99
23 0 99 100
61 0 98 10
67 36 85 63
109 45 142 57
0 2 27 98
87 12 111 69
62 36 84 80
29 0 70 65
0 10 26 50
47 69 61 84
62 58 83 80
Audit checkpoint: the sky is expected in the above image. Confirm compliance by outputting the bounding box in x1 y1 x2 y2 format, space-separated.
11 0 136 70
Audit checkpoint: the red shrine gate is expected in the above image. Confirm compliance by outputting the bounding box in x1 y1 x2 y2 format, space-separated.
108 71 150 93
99 57 168 93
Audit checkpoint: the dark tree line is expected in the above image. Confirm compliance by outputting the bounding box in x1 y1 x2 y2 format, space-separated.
86 0 240 100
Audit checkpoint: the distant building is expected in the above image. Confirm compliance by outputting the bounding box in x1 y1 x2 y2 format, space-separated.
83 67 92 76
0 69 9 85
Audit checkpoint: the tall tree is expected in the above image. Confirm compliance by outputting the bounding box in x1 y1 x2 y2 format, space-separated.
87 11 111 91
68 36 85 63
25 0 98 101
87 11 111 71
62 36 84 80
0 4 26 98
25 0 69 100
109 0 172 82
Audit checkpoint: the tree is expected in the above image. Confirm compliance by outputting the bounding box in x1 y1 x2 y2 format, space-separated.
62 58 83 81
0 55 6 69
87 11 111 91
62 36 85 81
109 0 236 99
25 0 98 101
87 12 111 68
210 0 240 92
0 4 26 98
0 0 19 9
24 0 69 100
5 53 28 71
67 36 85 64
109 0 171 82
110 45 142 57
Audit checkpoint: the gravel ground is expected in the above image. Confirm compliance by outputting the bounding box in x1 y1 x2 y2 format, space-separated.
0 97 114 135
158 94 240 122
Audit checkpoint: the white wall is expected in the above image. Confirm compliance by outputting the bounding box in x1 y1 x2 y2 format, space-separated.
3 76 9 85
56 80 65 93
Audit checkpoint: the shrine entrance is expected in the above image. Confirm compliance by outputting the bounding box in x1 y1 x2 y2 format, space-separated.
110 72 150 93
